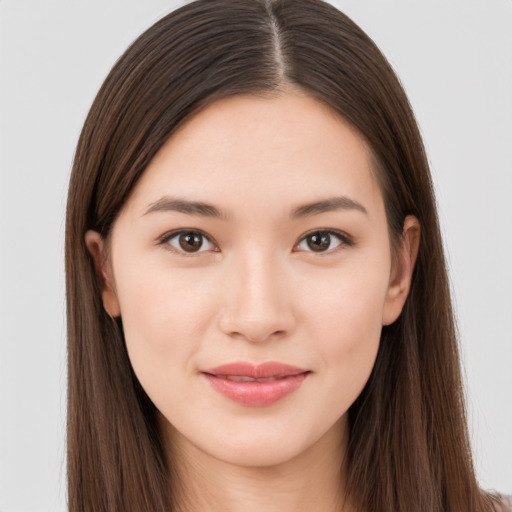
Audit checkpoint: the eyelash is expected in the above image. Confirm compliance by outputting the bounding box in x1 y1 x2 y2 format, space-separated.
157 228 354 257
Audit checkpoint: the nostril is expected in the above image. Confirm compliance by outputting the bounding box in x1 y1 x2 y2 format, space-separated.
217 296 296 342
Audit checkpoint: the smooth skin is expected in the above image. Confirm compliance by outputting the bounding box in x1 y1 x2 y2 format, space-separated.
86 92 420 512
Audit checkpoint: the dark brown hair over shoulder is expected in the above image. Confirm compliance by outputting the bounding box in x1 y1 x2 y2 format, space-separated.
65 1 498 510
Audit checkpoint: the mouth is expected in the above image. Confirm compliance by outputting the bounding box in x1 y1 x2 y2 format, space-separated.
209 375 293 382
201 361 311 407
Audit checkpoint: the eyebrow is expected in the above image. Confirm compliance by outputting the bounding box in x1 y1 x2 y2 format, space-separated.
291 196 367 217
143 195 367 219
144 197 228 219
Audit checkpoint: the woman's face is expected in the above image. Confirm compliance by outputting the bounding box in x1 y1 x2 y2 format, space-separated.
88 92 416 468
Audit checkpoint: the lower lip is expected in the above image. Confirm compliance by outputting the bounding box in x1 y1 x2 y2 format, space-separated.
202 372 309 407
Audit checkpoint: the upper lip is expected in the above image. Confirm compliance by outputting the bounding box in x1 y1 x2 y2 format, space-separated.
202 361 309 379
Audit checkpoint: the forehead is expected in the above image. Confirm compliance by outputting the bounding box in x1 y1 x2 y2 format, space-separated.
124 92 383 220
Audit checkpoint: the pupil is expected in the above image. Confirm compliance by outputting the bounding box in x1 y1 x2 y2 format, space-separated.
308 232 330 252
179 232 202 252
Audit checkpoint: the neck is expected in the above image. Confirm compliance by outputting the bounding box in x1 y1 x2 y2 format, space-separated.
161 416 355 512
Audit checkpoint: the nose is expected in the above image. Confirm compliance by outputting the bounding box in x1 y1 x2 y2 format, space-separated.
217 249 296 343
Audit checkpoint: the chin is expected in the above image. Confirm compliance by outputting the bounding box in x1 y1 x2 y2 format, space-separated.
161 411 317 469
203 434 310 468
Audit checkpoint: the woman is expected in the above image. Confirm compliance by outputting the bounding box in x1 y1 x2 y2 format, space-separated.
65 0 510 510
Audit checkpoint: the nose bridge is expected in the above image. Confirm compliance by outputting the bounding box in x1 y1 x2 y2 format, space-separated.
218 243 295 342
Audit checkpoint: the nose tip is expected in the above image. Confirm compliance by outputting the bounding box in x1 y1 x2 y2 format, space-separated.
222 320 288 344
219 312 293 344
217 256 296 343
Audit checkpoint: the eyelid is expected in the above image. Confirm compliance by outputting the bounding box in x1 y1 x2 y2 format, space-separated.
294 229 354 254
157 227 353 257
157 229 218 256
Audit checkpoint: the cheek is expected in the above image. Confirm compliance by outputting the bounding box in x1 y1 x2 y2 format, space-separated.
303 263 388 406
113 264 215 402
305 259 388 344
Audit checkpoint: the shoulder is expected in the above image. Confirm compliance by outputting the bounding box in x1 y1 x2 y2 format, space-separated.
492 495 512 512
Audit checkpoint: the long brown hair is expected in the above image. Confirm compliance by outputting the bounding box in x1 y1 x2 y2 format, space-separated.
65 1 496 510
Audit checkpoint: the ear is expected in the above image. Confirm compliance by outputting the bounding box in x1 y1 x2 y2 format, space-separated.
382 215 420 326
84 230 121 318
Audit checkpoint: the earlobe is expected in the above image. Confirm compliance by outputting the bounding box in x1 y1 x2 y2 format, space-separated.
382 215 420 326
84 230 121 318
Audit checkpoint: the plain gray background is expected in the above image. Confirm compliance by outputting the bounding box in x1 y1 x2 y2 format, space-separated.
1 1 511 510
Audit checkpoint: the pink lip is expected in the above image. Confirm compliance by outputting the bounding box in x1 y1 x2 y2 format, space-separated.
201 362 310 407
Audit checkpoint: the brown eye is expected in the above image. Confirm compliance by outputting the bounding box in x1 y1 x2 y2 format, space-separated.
179 232 203 252
296 230 348 253
163 230 216 254
308 232 330 252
